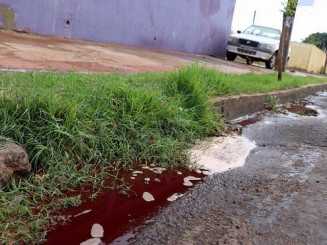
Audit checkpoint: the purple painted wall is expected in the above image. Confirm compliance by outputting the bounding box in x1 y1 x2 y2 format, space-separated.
0 0 236 56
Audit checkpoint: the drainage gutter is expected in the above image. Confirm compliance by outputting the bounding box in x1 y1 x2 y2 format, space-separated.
212 83 327 120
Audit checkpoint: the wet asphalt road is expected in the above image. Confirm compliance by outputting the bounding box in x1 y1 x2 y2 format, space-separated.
132 92 327 245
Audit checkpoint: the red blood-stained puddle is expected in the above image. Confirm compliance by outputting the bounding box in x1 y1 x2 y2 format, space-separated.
232 116 262 135
236 117 261 127
45 166 204 245
284 102 318 117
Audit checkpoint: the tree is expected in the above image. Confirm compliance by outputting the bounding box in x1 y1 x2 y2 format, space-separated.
303 33 327 51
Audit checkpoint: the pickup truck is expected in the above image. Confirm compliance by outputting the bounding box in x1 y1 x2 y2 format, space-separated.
226 25 282 69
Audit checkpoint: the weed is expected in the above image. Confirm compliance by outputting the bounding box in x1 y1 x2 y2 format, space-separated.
265 95 280 110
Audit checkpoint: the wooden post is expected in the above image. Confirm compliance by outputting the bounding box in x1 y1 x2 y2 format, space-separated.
253 11 257 25
277 15 286 81
282 15 295 71
277 0 298 81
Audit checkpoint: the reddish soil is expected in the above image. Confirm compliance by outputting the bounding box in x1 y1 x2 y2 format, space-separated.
0 30 272 74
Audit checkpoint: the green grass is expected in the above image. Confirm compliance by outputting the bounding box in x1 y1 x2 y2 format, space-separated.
0 64 326 244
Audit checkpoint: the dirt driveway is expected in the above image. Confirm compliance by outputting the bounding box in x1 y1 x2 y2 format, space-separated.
0 30 272 74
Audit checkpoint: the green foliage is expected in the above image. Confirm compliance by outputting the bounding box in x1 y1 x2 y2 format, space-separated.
0 66 223 172
0 65 325 173
303 32 327 51
282 0 298 16
265 96 280 110
320 66 326 75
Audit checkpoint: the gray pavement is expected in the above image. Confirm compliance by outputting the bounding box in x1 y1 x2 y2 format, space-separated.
132 92 327 245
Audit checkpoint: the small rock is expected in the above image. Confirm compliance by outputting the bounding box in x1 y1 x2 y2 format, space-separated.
167 193 183 202
195 169 202 174
183 180 193 186
142 192 155 202
11 195 24 208
132 174 137 177
74 209 92 218
80 238 102 245
144 178 150 182
150 164 156 167
152 170 162 174
130 177 135 180
183 176 201 186
151 167 166 174
132 170 143 174
202 170 211 175
0 142 31 188
154 178 161 182
184 176 201 182
91 223 104 238
176 171 182 175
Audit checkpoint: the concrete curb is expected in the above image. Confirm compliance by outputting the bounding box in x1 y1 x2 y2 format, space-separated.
212 83 327 120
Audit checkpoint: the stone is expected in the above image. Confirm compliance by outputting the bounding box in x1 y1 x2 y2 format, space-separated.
142 192 155 202
74 209 92 218
80 238 102 245
0 142 31 188
202 171 211 175
144 178 150 182
167 193 183 202
151 167 166 174
184 176 201 181
11 195 24 208
183 176 201 187
91 223 104 238
183 180 193 186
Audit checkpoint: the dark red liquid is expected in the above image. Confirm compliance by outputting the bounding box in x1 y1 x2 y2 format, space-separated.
237 117 261 127
45 167 204 244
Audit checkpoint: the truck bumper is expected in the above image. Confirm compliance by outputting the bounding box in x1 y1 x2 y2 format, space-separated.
227 45 273 61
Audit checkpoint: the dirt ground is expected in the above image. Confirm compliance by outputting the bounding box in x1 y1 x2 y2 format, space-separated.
0 30 272 74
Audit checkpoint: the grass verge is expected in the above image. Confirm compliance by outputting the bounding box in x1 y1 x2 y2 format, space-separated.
1 64 326 244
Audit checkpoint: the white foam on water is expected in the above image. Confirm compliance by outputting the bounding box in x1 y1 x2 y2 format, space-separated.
191 135 256 174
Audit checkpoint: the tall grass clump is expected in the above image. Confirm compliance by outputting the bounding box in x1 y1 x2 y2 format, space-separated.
1 65 326 172
0 67 223 172
164 65 224 135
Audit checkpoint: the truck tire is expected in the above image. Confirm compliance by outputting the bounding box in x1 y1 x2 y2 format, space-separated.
226 51 237 61
265 54 276 69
